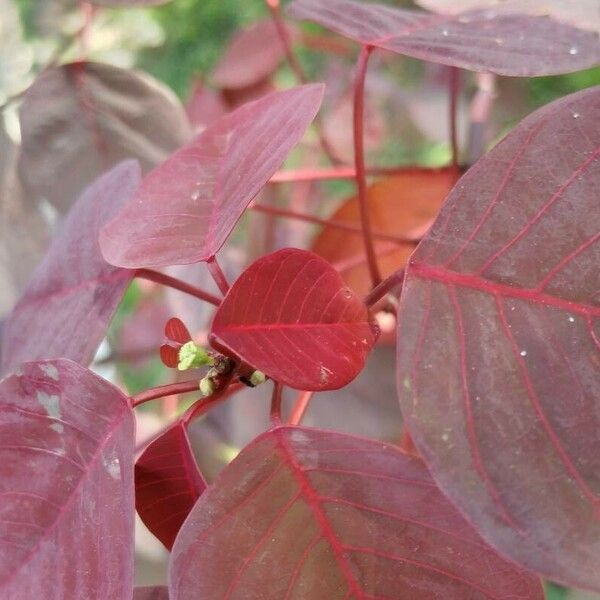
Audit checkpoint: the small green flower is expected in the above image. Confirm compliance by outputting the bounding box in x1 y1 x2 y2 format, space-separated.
178 341 212 371
199 376 216 397
249 370 266 386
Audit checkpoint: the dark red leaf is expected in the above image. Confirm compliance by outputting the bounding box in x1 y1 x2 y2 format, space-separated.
134 587 169 600
213 19 297 90
396 86 600 589
185 81 227 131
0 359 134 598
211 249 378 391
0 161 141 376
170 426 543 599
136 419 206 550
165 317 192 344
18 61 189 213
99 84 324 268
288 0 600 76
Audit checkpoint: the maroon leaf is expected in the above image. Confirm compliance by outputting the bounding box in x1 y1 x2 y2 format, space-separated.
0 161 141 376
211 249 378 391
288 0 600 76
396 86 600 589
170 426 543 599
18 61 189 213
99 84 324 268
0 359 134 598
136 420 206 550
213 19 297 90
134 587 169 600
185 81 227 132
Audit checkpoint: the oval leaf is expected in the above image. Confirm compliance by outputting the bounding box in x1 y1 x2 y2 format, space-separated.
288 0 600 76
0 161 141 376
0 359 134 598
18 61 189 213
100 84 324 269
136 420 206 550
396 86 600 589
312 168 459 298
170 426 543 599
211 249 378 391
213 19 297 90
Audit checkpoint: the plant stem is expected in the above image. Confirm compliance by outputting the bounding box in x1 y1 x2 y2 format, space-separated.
270 381 284 425
364 268 405 308
131 380 200 408
288 390 314 426
467 73 496 164
449 66 460 169
206 256 230 296
136 268 221 306
265 0 342 165
183 382 244 425
353 45 382 289
250 203 419 245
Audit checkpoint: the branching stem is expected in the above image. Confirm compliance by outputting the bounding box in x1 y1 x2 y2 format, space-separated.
270 382 284 425
131 380 201 408
288 390 314 426
364 268 405 308
207 256 230 296
136 268 221 306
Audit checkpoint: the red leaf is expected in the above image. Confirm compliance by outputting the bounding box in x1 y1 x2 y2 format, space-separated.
100 85 324 269
18 61 189 214
288 0 600 76
134 587 169 600
0 359 134 598
170 426 543 599
165 317 192 344
211 249 378 391
396 86 600 589
135 420 206 550
213 19 297 90
1 161 141 376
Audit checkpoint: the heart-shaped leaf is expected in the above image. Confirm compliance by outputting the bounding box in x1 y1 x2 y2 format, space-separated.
396 86 600 589
289 0 600 76
100 85 324 269
136 420 206 550
213 19 297 90
170 426 543 599
18 61 189 214
1 161 141 376
211 248 378 391
312 168 459 298
0 359 134 598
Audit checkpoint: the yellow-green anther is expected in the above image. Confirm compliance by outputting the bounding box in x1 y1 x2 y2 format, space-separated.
199 376 216 397
178 341 211 371
249 370 266 386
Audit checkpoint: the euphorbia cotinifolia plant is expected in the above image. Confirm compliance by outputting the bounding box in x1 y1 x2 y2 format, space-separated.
1 0 600 598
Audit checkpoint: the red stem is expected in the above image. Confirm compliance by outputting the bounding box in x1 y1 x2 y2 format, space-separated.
288 390 314 426
250 203 419 245
183 382 244 425
353 45 382 288
449 66 460 169
207 256 230 296
364 268 405 308
131 380 200 408
270 382 284 425
135 268 221 306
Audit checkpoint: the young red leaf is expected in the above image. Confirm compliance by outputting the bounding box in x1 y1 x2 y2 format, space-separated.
0 359 134 598
18 61 189 214
134 587 169 600
211 249 378 391
0 161 141 376
170 426 543 599
288 0 600 76
165 317 192 344
100 85 324 269
396 86 600 589
213 19 297 90
135 420 206 550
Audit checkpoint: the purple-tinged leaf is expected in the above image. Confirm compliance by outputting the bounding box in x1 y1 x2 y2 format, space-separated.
170 426 543 599
0 161 141 376
0 359 134 598
213 19 297 90
99 84 324 269
18 61 189 214
289 0 600 76
396 86 600 589
134 587 169 600
136 420 206 550
211 249 378 391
